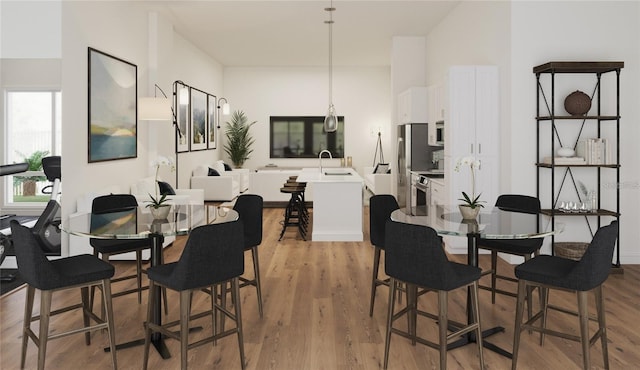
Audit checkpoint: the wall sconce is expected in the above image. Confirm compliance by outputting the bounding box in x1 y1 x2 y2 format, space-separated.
217 97 230 129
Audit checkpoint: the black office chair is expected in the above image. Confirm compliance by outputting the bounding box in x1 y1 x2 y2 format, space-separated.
233 194 265 317
10 221 118 370
143 221 246 370
383 220 484 370
512 221 618 370
368 194 400 316
477 194 543 305
89 194 154 305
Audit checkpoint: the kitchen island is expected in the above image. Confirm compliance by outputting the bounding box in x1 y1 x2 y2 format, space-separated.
296 168 364 241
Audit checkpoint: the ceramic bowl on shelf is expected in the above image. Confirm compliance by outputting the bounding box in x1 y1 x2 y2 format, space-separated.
557 147 576 157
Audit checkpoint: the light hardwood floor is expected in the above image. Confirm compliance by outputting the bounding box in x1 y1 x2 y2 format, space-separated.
1 207 639 369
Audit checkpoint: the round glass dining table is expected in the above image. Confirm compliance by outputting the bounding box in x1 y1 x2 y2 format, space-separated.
391 204 561 358
62 204 238 359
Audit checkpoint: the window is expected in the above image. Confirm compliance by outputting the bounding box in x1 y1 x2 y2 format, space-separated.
4 90 61 205
270 116 344 158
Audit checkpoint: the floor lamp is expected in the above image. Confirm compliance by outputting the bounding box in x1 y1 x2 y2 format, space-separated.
139 84 182 187
372 131 384 166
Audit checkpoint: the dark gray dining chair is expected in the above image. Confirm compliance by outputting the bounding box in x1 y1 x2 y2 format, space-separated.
383 220 484 370
143 220 246 370
512 221 618 370
233 194 265 317
90 194 152 304
368 194 400 316
477 194 543 308
10 220 117 370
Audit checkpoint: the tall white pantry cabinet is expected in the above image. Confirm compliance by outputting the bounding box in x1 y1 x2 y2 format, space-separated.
444 65 499 251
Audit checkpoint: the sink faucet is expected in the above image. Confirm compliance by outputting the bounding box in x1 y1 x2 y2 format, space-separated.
319 150 332 173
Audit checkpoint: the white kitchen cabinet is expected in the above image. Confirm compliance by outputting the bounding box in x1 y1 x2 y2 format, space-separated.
443 65 499 251
427 83 445 146
397 87 428 124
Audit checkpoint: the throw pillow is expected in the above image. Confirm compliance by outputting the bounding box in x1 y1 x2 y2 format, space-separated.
374 163 390 174
157 181 176 195
208 168 220 176
223 162 232 171
212 160 226 175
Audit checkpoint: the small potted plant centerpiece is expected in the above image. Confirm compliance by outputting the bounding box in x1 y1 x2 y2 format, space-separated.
223 110 256 168
455 156 485 220
146 156 175 220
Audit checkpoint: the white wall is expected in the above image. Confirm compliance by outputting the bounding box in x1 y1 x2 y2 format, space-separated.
223 66 391 174
59 2 224 256
511 1 640 263
425 0 639 263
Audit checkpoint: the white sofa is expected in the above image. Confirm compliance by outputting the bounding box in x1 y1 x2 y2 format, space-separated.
190 162 241 201
130 176 205 206
363 166 391 195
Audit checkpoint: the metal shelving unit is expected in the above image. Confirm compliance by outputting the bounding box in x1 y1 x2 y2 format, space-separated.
534 61 623 270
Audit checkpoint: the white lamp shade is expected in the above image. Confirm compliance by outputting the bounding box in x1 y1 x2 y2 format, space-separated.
139 97 172 121
222 102 230 115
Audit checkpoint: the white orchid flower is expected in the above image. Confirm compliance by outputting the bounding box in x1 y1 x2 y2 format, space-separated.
151 156 176 171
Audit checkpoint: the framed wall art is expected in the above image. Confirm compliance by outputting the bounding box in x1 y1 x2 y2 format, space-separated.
207 94 217 149
88 47 138 162
175 82 190 153
190 87 207 151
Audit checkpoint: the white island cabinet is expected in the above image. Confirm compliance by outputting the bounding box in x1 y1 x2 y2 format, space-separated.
296 168 364 242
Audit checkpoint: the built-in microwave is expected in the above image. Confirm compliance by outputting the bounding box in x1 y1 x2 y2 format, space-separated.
435 121 444 146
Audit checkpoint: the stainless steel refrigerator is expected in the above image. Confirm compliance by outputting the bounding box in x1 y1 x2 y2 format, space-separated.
396 124 431 211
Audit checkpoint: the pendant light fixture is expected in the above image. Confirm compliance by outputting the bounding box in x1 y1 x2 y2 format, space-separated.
323 0 337 132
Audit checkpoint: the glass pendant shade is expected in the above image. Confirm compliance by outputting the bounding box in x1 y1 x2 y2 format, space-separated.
324 103 337 132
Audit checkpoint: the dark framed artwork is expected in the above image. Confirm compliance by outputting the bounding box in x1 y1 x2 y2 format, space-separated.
190 87 207 151
207 94 217 149
175 83 190 153
88 47 137 162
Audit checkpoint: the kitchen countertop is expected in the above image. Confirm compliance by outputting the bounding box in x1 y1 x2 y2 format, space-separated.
296 168 364 183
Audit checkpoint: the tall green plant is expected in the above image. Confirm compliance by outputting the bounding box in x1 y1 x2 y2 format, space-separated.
224 111 256 168
14 150 49 181
14 150 49 196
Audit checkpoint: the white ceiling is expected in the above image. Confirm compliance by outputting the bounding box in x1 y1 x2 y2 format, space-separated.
147 1 461 67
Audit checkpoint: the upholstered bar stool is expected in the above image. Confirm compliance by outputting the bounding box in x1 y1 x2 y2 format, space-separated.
512 221 619 370
10 221 118 370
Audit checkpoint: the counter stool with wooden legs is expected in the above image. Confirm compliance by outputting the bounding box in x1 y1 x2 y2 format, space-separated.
278 181 308 241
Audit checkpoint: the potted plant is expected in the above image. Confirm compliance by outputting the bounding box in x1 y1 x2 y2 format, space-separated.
455 156 485 219
14 150 50 197
145 156 174 219
223 110 256 168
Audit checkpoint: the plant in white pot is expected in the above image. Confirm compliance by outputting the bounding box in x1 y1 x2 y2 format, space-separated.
146 155 175 219
223 110 256 168
455 156 485 219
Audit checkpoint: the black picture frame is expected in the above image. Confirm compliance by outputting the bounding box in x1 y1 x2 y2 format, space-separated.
175 82 190 153
88 47 137 162
190 87 207 151
207 94 217 149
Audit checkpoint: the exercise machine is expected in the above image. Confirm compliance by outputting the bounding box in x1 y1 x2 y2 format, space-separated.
1 157 61 282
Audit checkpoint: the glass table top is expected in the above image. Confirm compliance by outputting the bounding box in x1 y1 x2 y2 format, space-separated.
391 204 561 240
62 204 238 240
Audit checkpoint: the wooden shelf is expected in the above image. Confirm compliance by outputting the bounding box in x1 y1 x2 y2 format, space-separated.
533 61 624 74
536 115 620 121
541 209 619 217
536 163 619 168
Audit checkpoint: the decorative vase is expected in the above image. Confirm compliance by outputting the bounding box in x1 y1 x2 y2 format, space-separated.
459 205 480 220
564 90 591 116
149 205 171 220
